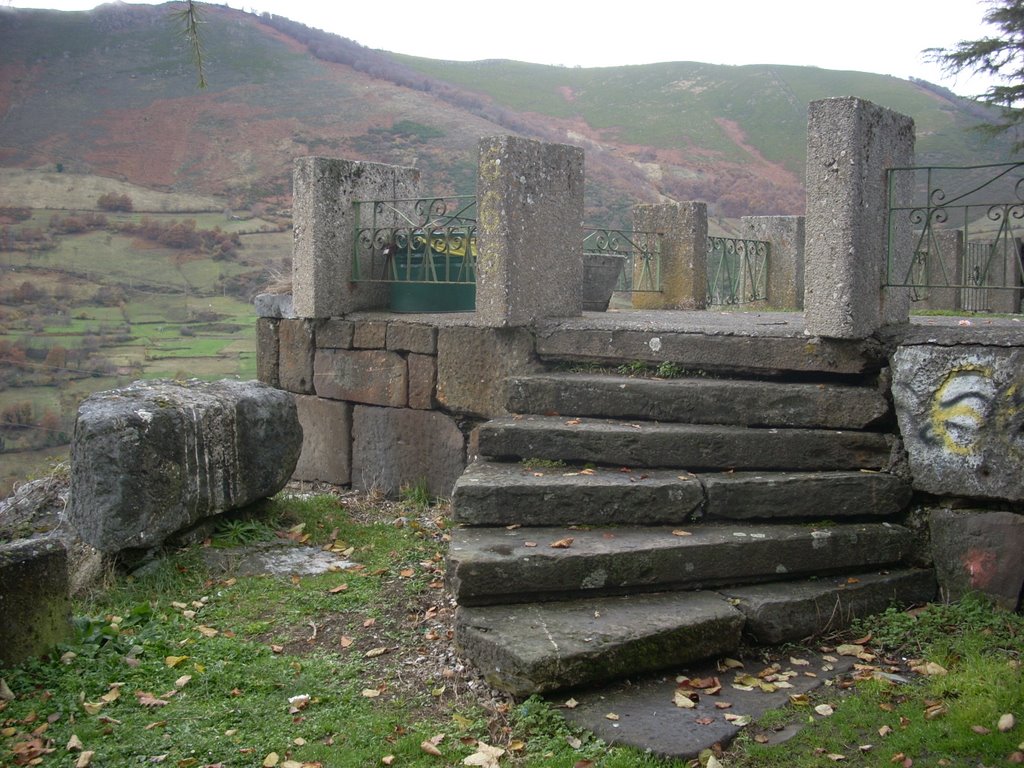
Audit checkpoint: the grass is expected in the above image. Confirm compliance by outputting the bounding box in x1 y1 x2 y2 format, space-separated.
725 596 1024 768
3 491 1021 768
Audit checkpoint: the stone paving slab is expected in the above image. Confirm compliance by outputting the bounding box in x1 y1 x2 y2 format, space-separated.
456 591 743 697
447 522 913 606
507 373 891 429
452 461 704 526
476 416 893 472
556 648 859 760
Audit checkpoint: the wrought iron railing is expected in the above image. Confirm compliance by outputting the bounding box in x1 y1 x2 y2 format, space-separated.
706 236 769 306
581 227 662 292
352 196 476 284
886 163 1024 312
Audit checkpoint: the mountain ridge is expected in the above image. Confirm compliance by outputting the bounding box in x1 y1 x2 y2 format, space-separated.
0 2 1015 223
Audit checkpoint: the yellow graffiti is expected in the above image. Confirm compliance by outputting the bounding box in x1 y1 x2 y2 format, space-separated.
928 365 995 456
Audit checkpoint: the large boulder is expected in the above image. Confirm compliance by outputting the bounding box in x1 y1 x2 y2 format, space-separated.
69 379 301 554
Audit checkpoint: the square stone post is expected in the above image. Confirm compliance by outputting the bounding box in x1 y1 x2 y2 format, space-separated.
742 215 805 310
989 237 1023 313
632 202 708 310
475 136 584 326
917 228 962 311
804 98 915 338
292 157 420 318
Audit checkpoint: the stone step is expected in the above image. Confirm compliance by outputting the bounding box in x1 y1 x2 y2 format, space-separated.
454 568 935 697
447 522 913 606
723 568 937 644
533 316 886 376
476 415 893 472
455 591 744 697
507 373 890 430
452 461 911 526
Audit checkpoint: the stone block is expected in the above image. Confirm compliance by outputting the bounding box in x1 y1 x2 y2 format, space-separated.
353 320 388 349
475 136 584 325
69 380 301 554
804 98 915 338
633 202 708 310
278 318 315 394
255 317 279 388
436 326 536 418
351 406 466 497
315 319 354 349
930 508 1024 610
293 395 352 485
743 215 805 310
892 344 1024 500
253 292 295 319
314 348 407 407
0 539 71 667
387 322 437 354
292 157 419 317
407 353 436 410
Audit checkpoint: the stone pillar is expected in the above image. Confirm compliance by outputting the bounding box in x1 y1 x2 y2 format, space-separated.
916 229 962 312
292 157 420 318
632 202 708 310
742 215 805 310
989 238 1023 314
475 136 584 326
804 98 915 338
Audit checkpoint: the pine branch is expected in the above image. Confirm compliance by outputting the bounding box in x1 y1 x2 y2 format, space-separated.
175 0 206 89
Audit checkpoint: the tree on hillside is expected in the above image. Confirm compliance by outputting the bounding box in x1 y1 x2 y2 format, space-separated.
927 0 1024 148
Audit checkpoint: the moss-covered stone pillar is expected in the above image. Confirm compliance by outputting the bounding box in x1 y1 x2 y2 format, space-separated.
632 202 708 310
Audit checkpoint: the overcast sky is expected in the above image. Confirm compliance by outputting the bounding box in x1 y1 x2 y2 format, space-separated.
2 0 1004 98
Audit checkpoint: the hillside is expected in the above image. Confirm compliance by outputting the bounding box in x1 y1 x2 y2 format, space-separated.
0 2 1017 223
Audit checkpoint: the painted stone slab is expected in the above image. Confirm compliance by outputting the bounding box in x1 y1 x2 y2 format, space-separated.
892 345 1023 500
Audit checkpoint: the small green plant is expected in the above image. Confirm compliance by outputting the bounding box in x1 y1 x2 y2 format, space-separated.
616 360 651 376
210 516 277 547
399 478 434 509
520 457 567 470
655 361 686 378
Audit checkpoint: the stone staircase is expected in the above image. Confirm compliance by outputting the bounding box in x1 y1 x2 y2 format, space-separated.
446 351 935 697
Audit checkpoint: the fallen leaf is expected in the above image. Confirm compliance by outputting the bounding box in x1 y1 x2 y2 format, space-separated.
328 584 349 594
524 541 538 548
361 689 381 698
999 714 1017 732
566 735 582 749
196 625 218 638
164 655 188 668
1008 752 1024 764
714 701 733 710
262 753 279 767
826 754 846 761
789 657 810 666
508 739 525 752
924 702 948 720
399 568 415 578
879 725 893 737
723 713 751 726
672 530 693 537
789 694 811 706
859 744 874 753
909 660 947 676
718 658 744 671
76 751 95 768
135 691 170 707
815 704 835 717
67 734 84 751
550 537 574 549
382 757 395 766
364 647 388 658
564 698 579 709
706 755 724 768
271 644 284 654
463 741 504 767
420 733 445 757
673 691 697 708
605 712 620 721
340 636 354 648
971 725 991 734
836 644 864 657
174 675 192 689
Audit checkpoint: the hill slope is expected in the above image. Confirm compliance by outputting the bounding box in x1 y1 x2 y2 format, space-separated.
0 2 1016 222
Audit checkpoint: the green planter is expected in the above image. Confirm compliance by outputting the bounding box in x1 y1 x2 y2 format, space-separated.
388 250 475 313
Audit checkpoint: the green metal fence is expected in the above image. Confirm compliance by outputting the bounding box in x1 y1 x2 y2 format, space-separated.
581 227 662 292
352 195 477 284
706 236 769 306
886 163 1024 313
